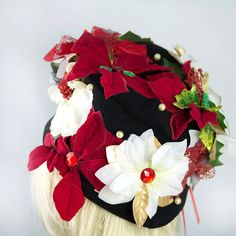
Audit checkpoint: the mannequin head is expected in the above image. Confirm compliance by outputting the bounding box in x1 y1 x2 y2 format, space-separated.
31 163 181 236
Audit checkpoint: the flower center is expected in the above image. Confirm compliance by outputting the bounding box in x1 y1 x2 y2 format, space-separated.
66 152 78 167
140 168 156 183
58 79 73 100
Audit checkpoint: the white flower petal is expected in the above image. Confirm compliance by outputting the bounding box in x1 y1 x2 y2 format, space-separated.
98 186 134 204
189 130 200 148
48 85 65 104
109 172 141 195
95 163 121 185
123 134 148 170
146 186 159 219
56 58 68 79
152 140 187 171
50 84 93 137
140 129 158 158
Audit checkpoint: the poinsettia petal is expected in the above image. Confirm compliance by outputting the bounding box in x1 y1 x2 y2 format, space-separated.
109 172 141 195
70 112 106 158
67 31 110 80
91 26 120 41
95 163 122 185
99 68 129 99
43 36 76 62
79 158 108 191
188 130 200 148
28 145 52 171
140 129 158 157
148 77 186 112
182 60 191 75
98 186 135 204
170 111 193 140
146 186 159 219
125 75 155 98
53 168 85 221
189 104 218 129
147 72 180 81
56 136 71 155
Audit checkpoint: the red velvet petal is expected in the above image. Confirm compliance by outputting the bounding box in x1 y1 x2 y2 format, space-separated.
170 111 193 140
43 36 76 62
70 112 106 159
53 169 85 221
79 158 107 191
56 136 71 155
125 75 155 98
148 77 186 112
91 26 120 42
99 68 129 99
182 60 191 75
67 31 110 80
189 104 218 129
44 133 55 147
28 145 52 171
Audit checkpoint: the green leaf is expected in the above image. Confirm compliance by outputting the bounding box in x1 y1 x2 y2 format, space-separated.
201 93 222 112
216 111 227 132
209 140 224 167
123 70 135 77
99 65 113 71
174 84 200 109
163 59 185 80
120 31 153 43
199 124 215 151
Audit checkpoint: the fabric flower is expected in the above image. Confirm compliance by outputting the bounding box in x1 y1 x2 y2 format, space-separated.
95 129 189 219
66 29 169 99
28 112 122 221
48 80 93 137
148 74 218 140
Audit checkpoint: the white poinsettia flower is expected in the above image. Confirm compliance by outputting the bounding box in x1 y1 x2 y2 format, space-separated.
95 129 189 219
48 80 93 137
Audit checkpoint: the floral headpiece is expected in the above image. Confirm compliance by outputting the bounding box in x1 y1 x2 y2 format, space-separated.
28 26 236 228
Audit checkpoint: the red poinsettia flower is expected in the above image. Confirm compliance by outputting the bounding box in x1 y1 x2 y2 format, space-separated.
147 73 218 140
66 29 169 99
43 35 77 62
28 112 122 221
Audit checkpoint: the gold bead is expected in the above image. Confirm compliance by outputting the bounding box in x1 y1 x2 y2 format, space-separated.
174 197 182 205
158 103 166 111
87 83 94 91
154 53 161 61
116 130 124 139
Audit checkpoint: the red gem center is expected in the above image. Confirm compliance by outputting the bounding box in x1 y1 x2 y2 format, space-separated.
140 168 156 183
66 152 78 167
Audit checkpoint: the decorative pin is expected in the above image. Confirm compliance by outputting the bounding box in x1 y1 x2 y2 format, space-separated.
174 196 182 205
116 130 124 139
87 83 94 91
158 103 166 111
154 53 161 61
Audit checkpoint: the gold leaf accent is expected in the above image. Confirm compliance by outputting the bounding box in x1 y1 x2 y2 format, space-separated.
158 196 173 207
154 137 161 148
132 184 149 227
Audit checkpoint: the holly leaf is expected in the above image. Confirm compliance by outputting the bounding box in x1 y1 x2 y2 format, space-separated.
201 93 222 112
216 111 227 132
120 31 153 43
174 84 200 109
199 124 215 151
209 140 224 167
163 59 185 80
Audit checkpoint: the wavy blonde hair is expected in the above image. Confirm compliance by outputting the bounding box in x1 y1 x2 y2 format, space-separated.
30 163 182 236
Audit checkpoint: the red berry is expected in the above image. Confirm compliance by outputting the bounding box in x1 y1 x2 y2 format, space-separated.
66 152 78 167
140 168 156 183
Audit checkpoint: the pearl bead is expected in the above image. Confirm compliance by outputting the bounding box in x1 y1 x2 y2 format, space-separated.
154 53 161 61
174 197 182 205
87 83 94 91
158 103 166 111
140 168 156 183
66 152 78 167
116 130 124 139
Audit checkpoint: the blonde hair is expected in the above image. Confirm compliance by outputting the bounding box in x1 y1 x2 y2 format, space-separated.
30 163 182 236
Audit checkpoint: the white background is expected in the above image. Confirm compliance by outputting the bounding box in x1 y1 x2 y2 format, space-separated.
0 0 236 235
